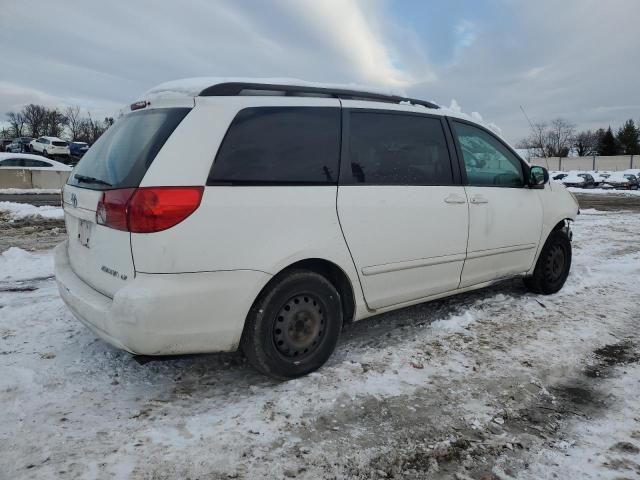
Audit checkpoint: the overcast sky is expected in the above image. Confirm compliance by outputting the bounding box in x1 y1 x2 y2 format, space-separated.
1 0 639 143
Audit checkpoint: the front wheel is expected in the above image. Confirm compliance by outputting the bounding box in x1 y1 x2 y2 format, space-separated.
241 270 343 379
524 229 572 295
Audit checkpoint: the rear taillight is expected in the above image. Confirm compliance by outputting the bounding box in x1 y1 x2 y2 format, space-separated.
96 188 135 231
96 187 203 233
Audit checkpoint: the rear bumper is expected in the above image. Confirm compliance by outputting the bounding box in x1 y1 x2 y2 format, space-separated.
54 241 271 355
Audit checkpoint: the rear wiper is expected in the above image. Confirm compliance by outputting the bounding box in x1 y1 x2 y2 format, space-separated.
74 174 112 187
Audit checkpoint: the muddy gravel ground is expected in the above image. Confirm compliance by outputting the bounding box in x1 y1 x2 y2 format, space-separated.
0 210 65 252
1 196 639 479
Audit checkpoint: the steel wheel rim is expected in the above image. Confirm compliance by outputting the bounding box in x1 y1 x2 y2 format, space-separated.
546 244 566 282
273 293 326 360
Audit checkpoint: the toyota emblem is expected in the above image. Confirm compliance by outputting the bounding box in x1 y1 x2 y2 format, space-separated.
71 193 78 208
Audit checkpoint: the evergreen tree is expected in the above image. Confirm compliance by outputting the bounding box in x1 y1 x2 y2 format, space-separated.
616 119 640 154
598 127 619 156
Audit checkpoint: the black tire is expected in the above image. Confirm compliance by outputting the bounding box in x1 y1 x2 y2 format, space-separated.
241 270 343 379
524 229 572 295
42 150 48 157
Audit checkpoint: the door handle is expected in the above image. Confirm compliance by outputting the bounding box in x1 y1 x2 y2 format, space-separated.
470 195 489 204
444 194 467 204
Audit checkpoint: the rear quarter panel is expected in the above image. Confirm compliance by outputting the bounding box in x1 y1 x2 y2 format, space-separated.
131 97 368 319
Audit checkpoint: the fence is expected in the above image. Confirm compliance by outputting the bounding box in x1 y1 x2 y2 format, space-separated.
529 155 637 172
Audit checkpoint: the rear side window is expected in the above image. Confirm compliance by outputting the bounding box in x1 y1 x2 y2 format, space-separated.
0 158 25 167
345 112 453 185
23 159 51 167
67 108 190 190
208 107 340 185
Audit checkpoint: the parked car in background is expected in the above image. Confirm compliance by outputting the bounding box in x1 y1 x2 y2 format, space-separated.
55 78 579 379
6 137 34 153
561 173 586 188
576 173 596 188
0 152 72 171
551 171 568 181
0 139 12 152
69 141 90 159
584 171 608 187
30 136 70 159
605 172 639 190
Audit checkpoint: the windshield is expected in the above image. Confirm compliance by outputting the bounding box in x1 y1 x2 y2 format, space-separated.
67 108 190 190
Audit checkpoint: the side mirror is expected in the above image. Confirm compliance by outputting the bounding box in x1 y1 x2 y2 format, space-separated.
529 166 548 189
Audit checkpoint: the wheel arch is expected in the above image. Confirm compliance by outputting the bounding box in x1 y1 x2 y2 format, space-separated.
252 258 357 326
527 217 573 275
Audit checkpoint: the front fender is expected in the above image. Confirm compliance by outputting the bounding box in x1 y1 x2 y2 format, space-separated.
527 183 579 275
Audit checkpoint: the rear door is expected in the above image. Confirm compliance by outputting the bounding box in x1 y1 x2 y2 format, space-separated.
337 106 468 310
448 119 543 287
63 106 190 298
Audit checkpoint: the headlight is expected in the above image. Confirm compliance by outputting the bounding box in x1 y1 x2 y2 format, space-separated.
569 190 579 206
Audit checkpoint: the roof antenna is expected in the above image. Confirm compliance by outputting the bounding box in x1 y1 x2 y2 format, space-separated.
520 105 535 130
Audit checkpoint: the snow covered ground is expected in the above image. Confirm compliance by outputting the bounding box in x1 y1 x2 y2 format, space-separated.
0 188 61 195
0 201 63 220
1 205 640 479
567 186 640 196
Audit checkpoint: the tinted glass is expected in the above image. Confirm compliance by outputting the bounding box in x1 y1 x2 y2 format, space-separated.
346 112 452 185
453 122 524 187
0 158 23 167
52 141 67 147
23 159 51 167
209 107 340 184
68 108 190 190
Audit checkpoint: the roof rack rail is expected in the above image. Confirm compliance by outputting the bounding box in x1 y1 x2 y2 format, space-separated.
199 82 439 109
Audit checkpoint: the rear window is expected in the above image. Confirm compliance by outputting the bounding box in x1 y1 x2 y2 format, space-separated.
52 141 68 147
208 107 340 185
67 108 190 190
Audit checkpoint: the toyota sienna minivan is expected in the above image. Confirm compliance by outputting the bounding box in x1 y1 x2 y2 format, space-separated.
55 78 579 379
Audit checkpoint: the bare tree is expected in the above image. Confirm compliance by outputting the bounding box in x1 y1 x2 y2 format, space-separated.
65 106 82 141
44 109 67 137
6 112 26 137
574 130 599 156
22 104 48 138
519 122 549 157
547 118 575 157
520 119 576 158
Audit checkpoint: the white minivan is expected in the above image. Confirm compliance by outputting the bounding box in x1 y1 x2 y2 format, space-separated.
55 79 579 379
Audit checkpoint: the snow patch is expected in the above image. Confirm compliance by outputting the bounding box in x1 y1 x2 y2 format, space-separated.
0 201 63 220
0 188 61 194
568 187 640 196
0 247 53 282
141 77 408 100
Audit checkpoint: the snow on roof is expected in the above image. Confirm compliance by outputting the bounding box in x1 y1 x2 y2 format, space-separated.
140 78 505 140
141 77 409 100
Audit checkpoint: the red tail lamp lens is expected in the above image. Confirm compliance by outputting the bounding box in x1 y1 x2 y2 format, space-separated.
96 187 203 233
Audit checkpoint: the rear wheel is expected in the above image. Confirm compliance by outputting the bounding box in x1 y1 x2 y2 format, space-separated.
524 229 572 294
241 270 343 379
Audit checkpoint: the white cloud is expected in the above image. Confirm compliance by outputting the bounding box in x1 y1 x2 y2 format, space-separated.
0 0 638 143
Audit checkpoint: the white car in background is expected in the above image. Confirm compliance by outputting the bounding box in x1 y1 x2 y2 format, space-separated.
560 173 586 188
55 78 579 379
0 152 72 171
30 136 71 158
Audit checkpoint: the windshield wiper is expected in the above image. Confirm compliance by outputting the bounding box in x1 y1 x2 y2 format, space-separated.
74 174 112 187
